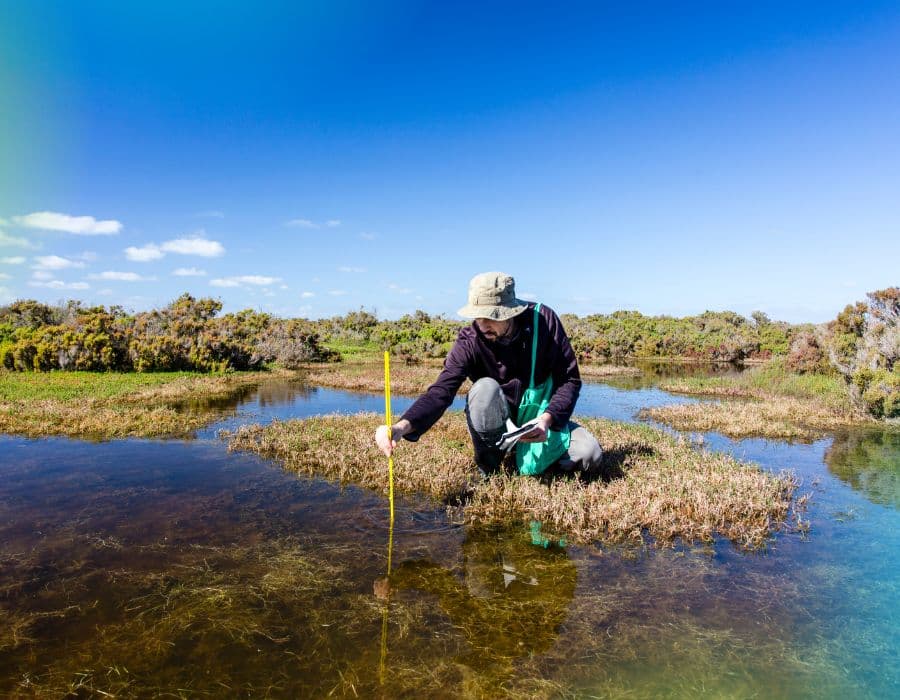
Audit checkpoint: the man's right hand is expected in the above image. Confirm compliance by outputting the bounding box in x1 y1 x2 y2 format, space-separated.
375 425 397 456
375 419 412 457
375 419 411 457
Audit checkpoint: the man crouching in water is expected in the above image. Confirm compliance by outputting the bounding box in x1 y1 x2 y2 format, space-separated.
375 271 601 477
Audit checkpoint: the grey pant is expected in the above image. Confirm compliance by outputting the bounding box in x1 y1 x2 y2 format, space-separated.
465 377 603 474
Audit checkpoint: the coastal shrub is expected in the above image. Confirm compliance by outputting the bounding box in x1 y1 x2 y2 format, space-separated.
824 287 899 418
376 310 461 361
785 330 830 374
255 318 338 368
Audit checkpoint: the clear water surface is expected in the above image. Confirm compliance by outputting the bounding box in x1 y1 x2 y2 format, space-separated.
1 371 897 698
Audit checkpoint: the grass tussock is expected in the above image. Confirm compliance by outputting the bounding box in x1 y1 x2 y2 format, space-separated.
647 360 876 439
0 369 289 439
301 357 638 396
225 412 797 548
300 357 463 396
640 397 869 440
579 363 642 378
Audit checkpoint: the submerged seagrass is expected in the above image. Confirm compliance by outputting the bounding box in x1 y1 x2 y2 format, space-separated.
225 413 797 548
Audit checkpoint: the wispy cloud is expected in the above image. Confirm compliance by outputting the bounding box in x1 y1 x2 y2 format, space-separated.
286 218 318 229
14 211 121 235
338 266 366 273
301 291 315 298
0 230 36 248
195 210 225 219
125 244 164 262
172 267 207 277
31 270 54 280
328 290 348 296
32 255 86 271
388 283 412 294
0 273 10 280
88 271 155 282
286 218 341 229
1 256 26 265
210 275 282 288
359 232 377 241
29 279 90 290
161 234 225 257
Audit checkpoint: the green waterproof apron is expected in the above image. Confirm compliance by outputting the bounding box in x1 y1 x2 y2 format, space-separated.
515 304 571 475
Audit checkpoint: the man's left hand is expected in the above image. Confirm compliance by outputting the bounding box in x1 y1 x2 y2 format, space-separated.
517 413 553 443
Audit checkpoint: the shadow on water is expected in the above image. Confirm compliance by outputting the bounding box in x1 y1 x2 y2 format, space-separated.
825 427 900 510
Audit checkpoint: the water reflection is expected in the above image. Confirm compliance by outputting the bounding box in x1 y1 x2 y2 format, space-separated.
825 428 900 509
381 528 575 687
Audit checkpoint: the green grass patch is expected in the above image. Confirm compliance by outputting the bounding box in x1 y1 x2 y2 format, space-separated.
0 370 202 402
661 360 854 414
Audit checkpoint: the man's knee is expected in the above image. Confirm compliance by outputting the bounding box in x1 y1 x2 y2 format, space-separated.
466 378 508 434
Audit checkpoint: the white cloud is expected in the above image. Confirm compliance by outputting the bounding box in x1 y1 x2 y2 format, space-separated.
14 211 121 235
328 290 348 296
29 279 90 290
211 274 281 288
160 234 225 257
0 230 35 248
88 271 153 282
31 270 54 280
210 278 241 288
338 266 366 273
125 244 164 262
1 256 26 264
388 283 412 294
279 284 288 290
326 220 341 228
0 273 10 280
33 255 85 270
172 267 207 277
301 291 315 298
359 232 377 240
286 218 318 229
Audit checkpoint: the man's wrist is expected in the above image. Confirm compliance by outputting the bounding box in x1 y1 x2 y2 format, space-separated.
392 419 412 440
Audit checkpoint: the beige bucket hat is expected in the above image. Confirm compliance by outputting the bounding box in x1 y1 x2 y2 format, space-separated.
457 271 529 321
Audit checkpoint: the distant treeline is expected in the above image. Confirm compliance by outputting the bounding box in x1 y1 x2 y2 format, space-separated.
2 288 896 417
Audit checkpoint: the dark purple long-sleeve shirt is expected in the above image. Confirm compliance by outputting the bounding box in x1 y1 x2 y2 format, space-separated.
400 303 581 441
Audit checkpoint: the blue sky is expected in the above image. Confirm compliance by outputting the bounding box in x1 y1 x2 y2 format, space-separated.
1 1 898 322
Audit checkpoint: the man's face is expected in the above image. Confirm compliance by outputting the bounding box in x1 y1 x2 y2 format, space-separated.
475 317 512 341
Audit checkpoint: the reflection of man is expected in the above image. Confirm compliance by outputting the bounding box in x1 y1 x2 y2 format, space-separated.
375 272 602 476
375 530 576 673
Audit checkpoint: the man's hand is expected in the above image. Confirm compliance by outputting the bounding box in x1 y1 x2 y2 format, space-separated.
375 419 411 456
517 413 553 444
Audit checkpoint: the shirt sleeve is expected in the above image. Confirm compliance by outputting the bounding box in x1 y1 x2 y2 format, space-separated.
399 332 471 441
542 306 582 429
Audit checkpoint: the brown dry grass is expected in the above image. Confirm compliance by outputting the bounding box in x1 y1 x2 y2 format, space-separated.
300 357 637 396
0 370 289 439
225 412 797 549
641 396 871 440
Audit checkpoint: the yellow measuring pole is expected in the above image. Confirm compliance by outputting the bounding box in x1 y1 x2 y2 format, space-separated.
383 350 395 537
379 350 396 685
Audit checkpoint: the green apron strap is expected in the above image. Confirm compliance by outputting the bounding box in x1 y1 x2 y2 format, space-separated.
529 303 541 389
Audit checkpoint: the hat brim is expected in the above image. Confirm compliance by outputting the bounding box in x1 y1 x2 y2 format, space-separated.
457 301 529 321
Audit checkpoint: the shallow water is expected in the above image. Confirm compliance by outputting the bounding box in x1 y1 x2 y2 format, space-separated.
1 374 898 698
